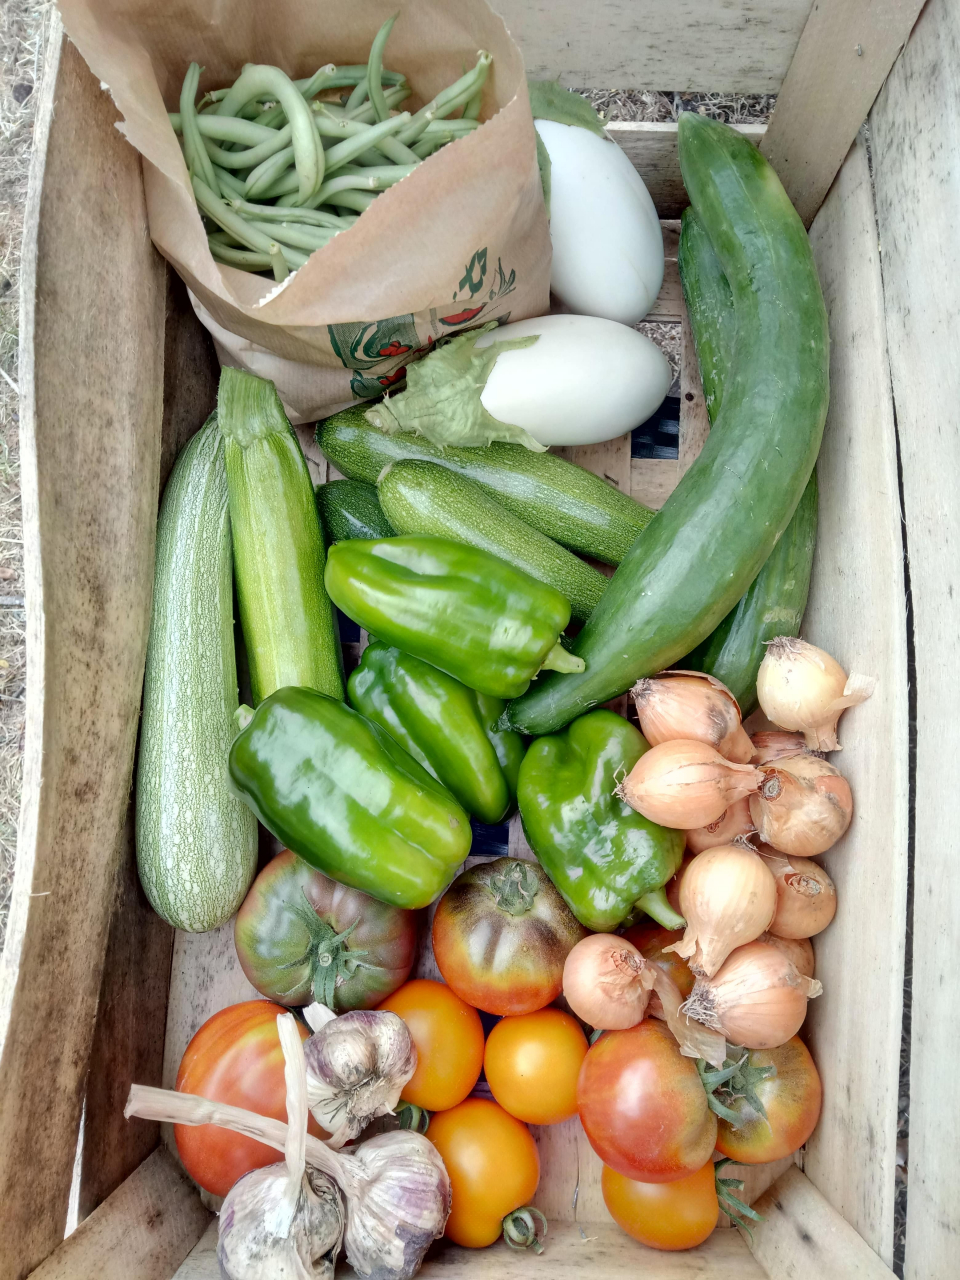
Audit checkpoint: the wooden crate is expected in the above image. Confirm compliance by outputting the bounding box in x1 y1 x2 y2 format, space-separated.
4 0 956 1277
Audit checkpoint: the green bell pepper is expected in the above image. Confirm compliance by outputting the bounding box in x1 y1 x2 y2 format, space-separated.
229 685 471 909
348 640 526 825
324 535 585 699
517 709 686 932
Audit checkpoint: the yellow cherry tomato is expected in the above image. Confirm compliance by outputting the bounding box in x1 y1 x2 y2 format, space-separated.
378 978 484 1111
483 1008 588 1125
601 1160 719 1251
427 1098 541 1248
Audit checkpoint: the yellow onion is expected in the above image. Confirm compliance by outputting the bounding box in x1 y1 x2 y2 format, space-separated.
631 670 753 762
756 637 876 751
618 740 763 830
663 843 776 977
562 933 655 1029
760 932 815 979
750 754 853 857
750 731 809 765
683 939 822 1049
685 796 755 854
760 851 837 938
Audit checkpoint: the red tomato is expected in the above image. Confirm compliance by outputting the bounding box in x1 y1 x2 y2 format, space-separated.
427 1098 540 1247
175 1000 323 1196
577 1019 717 1182
714 1036 822 1163
484 1008 588 1125
623 921 695 999
602 1161 719 1250
378 979 484 1111
432 857 586 1015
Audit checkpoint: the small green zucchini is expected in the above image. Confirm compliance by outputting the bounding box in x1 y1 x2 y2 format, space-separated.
317 405 653 564
316 477 394 542
378 459 607 622
220 368 343 704
135 417 257 932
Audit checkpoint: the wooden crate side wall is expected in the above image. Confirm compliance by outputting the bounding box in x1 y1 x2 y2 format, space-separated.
870 0 960 1274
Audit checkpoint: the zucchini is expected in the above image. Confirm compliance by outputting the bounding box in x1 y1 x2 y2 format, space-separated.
135 417 257 932
220 369 343 704
378 459 607 622
679 208 818 711
316 478 394 542
316 405 653 564
503 115 829 735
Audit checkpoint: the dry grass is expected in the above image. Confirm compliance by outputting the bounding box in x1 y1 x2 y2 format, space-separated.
0 0 49 948
577 88 776 125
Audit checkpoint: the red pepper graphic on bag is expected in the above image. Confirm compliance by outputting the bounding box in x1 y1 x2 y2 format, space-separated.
438 304 486 327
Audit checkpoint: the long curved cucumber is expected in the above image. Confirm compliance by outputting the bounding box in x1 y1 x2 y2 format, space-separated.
316 478 394 542
317 406 653 564
136 417 258 932
378 459 607 622
220 369 344 704
503 115 829 734
678 207 735 422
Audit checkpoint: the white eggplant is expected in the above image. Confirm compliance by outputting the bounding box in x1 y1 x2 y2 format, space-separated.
366 314 671 450
535 118 664 325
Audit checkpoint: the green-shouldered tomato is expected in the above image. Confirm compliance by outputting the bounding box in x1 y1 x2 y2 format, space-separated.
714 1036 822 1163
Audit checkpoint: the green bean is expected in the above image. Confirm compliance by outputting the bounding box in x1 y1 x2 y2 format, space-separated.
193 175 281 253
212 166 247 198
217 65 323 202
345 75 369 113
463 84 484 120
209 241 275 270
244 145 296 199
397 52 492 145
366 14 397 122
246 220 340 251
423 117 480 136
296 65 406 93
345 84 411 123
317 165 414 197
203 123 293 169
207 230 245 247
170 113 279 146
269 244 289 281
328 190 377 213
229 198 349 228
322 111 412 176
180 64 219 193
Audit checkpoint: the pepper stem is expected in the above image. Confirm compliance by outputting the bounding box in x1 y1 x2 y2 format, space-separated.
502 1205 548 1253
540 641 586 675
635 886 686 931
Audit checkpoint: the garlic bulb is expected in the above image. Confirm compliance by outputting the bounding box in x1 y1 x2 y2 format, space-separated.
750 754 853 857
760 932 815 979
749 730 809 765
761 851 837 938
303 1005 417 1148
685 796 755 854
618 739 763 829
217 1013 344 1280
683 940 822 1049
756 637 876 751
664 843 776 976
632 670 753 762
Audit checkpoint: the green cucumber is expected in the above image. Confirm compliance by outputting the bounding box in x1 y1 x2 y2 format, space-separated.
316 405 653 564
135 417 257 932
316 478 394 542
378 459 607 622
220 369 343 704
503 115 829 735
679 208 818 711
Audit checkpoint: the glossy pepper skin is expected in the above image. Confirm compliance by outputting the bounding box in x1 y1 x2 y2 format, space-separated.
517 710 685 932
324 535 584 700
229 686 471 910
348 641 526 825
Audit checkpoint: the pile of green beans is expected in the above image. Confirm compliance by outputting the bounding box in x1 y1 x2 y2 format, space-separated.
170 16 492 280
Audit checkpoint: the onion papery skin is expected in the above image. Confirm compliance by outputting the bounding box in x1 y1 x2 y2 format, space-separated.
562 934 654 1029
685 796 755 854
749 731 810 765
750 754 853 857
756 637 875 751
620 739 763 830
632 670 752 762
666 843 776 977
761 851 837 938
761 932 815 978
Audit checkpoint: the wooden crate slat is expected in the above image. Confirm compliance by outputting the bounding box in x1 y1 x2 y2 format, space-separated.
29 1149 211 1280
0 22 168 1279
800 132 908 1264
747 1166 896 1278
761 0 925 227
493 0 812 92
870 0 960 1273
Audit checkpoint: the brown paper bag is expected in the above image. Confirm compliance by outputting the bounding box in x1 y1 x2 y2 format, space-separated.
56 0 552 421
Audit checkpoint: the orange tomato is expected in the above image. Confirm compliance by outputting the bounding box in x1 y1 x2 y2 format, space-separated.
484 1008 587 1125
602 1161 719 1250
175 999 322 1197
378 978 484 1111
427 1098 540 1247
623 921 695 998
714 1036 822 1163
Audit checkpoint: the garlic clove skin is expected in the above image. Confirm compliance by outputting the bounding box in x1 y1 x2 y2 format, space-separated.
685 796 755 854
750 755 853 858
756 637 876 751
632 670 752 762
619 739 763 829
218 1164 344 1280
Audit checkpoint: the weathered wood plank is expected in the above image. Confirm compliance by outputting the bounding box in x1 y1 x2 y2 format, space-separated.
678 306 711 475
494 0 812 92
0 24 168 1279
630 457 681 510
761 0 925 227
801 132 908 1265
870 1 960 1273
30 1149 210 1280
746 1167 895 1279
608 123 766 221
